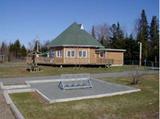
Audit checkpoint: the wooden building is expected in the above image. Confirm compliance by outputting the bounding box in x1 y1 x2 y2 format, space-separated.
27 23 126 66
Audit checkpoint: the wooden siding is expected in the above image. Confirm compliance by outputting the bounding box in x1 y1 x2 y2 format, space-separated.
26 47 124 66
63 47 90 64
90 48 97 64
50 47 64 64
105 51 123 65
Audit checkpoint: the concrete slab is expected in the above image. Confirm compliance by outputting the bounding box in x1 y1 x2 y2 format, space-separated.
29 79 140 103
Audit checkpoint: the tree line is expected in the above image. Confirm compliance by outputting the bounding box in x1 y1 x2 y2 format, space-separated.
91 9 159 65
0 39 27 61
0 38 49 62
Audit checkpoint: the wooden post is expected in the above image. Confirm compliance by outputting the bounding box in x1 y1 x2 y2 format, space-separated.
138 42 142 66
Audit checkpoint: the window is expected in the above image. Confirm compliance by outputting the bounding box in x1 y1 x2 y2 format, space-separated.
67 51 71 57
56 50 62 57
99 52 105 58
79 51 82 57
83 51 86 57
49 50 55 58
66 50 75 57
71 50 75 57
79 50 87 58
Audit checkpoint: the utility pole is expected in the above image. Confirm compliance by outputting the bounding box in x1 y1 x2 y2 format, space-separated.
138 42 142 66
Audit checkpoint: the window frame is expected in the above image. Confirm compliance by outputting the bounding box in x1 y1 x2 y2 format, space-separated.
56 50 62 57
79 50 87 58
66 50 76 58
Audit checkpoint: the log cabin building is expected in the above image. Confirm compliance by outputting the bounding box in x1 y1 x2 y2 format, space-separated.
27 22 126 66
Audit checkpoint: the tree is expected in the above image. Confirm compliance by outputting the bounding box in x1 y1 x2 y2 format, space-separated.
110 22 125 49
136 9 149 61
28 40 35 52
94 24 111 47
124 34 139 64
0 41 9 61
149 16 159 63
21 45 27 57
41 40 50 52
1 42 8 54
14 39 21 58
8 39 26 60
34 40 41 52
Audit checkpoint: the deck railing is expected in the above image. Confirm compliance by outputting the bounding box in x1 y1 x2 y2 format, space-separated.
26 56 115 65
26 57 54 64
96 59 113 64
36 57 53 64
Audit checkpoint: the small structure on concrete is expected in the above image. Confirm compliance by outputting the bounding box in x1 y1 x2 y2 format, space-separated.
59 74 93 90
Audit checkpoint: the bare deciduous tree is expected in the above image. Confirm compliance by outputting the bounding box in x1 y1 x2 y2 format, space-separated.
94 24 111 47
129 66 142 85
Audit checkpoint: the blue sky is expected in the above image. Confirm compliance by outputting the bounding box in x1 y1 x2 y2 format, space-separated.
0 0 159 47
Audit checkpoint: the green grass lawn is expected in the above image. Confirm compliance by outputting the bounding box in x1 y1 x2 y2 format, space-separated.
0 62 146 78
10 74 159 119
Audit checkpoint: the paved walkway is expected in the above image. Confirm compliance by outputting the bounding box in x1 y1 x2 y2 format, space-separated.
0 70 158 85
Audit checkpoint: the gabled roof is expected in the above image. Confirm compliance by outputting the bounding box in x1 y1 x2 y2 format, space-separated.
48 22 103 48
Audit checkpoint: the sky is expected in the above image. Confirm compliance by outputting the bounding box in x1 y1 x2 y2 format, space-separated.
0 0 159 47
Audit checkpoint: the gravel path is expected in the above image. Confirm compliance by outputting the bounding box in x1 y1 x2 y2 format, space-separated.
0 70 158 85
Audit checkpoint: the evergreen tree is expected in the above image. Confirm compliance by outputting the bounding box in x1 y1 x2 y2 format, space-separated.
124 34 139 63
0 42 9 61
21 45 27 57
14 39 21 58
110 22 125 49
1 42 7 54
136 9 149 60
110 24 117 41
149 16 159 63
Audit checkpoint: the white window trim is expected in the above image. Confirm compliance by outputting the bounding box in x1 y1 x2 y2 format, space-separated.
79 50 87 58
56 50 62 57
66 50 76 58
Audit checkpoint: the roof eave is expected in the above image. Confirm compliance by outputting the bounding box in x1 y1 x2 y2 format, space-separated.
96 48 126 52
48 44 104 48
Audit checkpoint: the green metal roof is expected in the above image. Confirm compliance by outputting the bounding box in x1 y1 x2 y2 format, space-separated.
48 22 104 48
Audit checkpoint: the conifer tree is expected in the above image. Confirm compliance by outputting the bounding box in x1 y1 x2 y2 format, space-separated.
136 9 149 60
149 16 159 63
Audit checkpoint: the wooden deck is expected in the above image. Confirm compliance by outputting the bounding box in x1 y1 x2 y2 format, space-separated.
26 57 121 66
